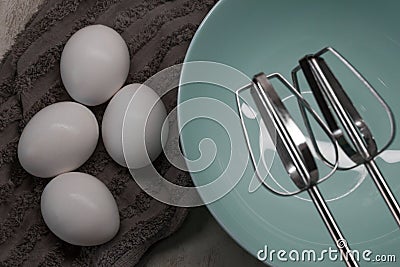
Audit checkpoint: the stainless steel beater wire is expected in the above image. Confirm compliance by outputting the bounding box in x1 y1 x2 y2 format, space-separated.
318 47 396 155
251 73 358 267
236 85 304 196
308 186 359 267
365 160 400 226
235 74 339 196
303 48 400 227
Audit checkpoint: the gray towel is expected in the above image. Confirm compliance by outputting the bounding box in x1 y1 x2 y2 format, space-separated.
0 0 217 266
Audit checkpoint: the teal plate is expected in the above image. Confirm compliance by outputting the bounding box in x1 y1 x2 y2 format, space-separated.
178 0 400 266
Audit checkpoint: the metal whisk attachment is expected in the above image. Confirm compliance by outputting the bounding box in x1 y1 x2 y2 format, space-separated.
292 47 400 227
236 73 358 267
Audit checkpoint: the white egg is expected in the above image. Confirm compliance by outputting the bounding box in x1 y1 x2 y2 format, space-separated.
18 102 99 178
41 172 120 246
102 84 168 168
60 24 130 106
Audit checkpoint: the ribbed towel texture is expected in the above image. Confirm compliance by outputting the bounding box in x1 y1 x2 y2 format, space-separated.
0 0 217 265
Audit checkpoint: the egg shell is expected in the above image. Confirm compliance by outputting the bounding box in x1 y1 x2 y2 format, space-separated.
102 83 168 168
41 172 120 246
60 24 130 106
18 102 99 178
